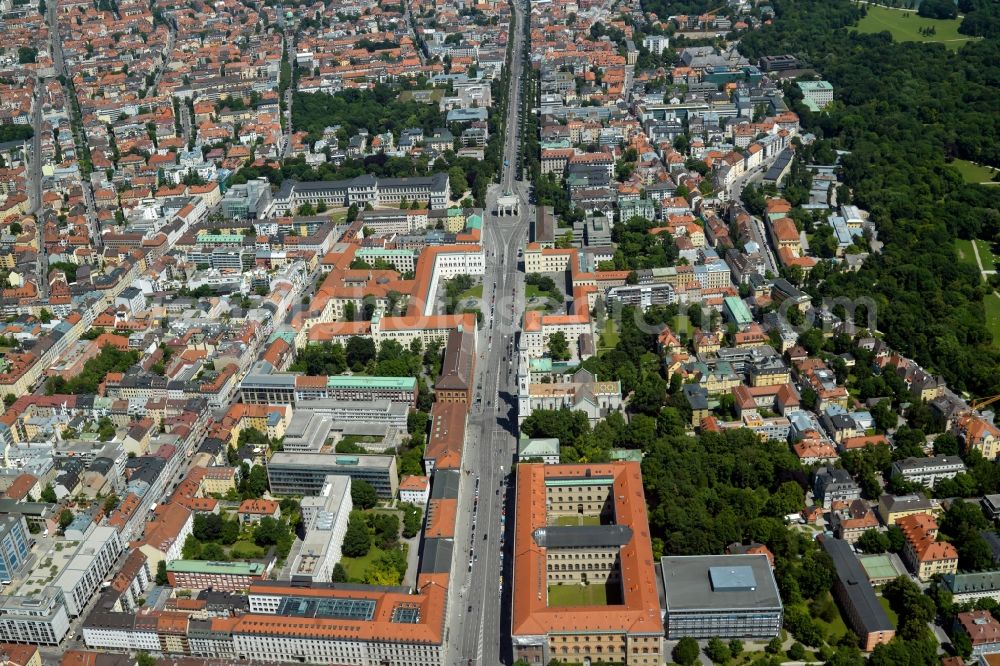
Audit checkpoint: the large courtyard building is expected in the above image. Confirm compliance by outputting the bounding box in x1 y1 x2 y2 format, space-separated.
271 174 451 214
660 554 783 639
511 462 663 666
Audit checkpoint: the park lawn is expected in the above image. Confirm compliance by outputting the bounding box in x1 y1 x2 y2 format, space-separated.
951 159 999 184
340 545 385 582
812 599 849 643
552 515 601 527
855 5 973 49
975 239 998 271
878 596 899 628
459 284 483 301
985 293 1000 349
547 583 615 607
672 314 692 337
229 539 266 559
599 318 619 349
525 284 546 299
956 239 980 272
339 434 382 447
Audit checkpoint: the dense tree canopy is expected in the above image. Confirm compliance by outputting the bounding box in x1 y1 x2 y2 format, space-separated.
738 0 1000 397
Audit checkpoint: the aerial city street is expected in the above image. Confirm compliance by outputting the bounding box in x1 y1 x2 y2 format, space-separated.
0 0 998 663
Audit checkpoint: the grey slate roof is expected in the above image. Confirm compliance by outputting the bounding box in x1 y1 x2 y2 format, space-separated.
532 525 633 549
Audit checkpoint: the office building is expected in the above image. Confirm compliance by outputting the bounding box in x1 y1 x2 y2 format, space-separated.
820 536 895 651
281 411 334 453
220 178 272 220
165 561 267 593
293 475 352 584
267 452 398 498
0 515 31 582
511 463 664 666
661 554 783 639
295 400 408 428
240 371 416 407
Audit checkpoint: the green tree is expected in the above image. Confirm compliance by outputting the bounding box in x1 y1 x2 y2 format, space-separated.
953 629 973 659
40 483 57 503
243 465 269 498
705 636 731 664
448 166 468 198
346 336 376 370
253 517 290 547
103 494 119 513
884 575 936 640
402 503 423 538
18 47 38 64
856 528 890 554
201 542 228 561
137 652 156 666
672 636 700 666
182 534 202 559
787 642 807 660
351 479 379 509
155 560 168 585
631 374 666 416
547 331 570 360
58 509 74 530
332 562 348 582
343 511 372 557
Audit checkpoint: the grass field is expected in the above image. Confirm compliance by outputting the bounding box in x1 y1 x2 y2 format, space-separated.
672 314 692 337
791 596 849 643
878 596 899 628
340 545 386 582
458 284 483 301
976 239 999 271
553 515 602 526
951 159 999 184
547 583 622 607
338 434 382 447
855 5 973 49
956 239 979 271
598 319 619 349
985 293 1000 349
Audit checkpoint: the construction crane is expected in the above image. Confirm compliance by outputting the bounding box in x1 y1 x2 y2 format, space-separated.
970 394 1000 412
